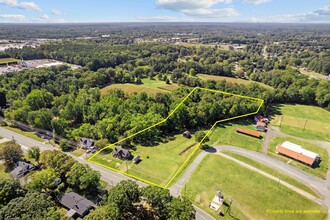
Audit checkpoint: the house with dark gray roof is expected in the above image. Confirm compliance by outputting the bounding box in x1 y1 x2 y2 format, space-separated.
59 192 96 218
80 138 95 149
10 161 35 179
113 147 132 160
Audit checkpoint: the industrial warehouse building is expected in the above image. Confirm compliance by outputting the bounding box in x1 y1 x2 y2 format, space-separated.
276 141 320 166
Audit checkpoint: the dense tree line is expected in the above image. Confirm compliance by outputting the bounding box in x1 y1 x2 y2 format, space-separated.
250 68 330 110
87 180 195 220
0 156 194 220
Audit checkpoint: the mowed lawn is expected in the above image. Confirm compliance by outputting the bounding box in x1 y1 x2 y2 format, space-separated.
222 151 321 198
0 163 11 180
0 57 19 65
271 104 330 142
198 74 274 90
0 140 12 180
268 136 329 179
100 83 162 95
185 155 328 220
100 78 180 95
91 133 197 186
206 120 263 152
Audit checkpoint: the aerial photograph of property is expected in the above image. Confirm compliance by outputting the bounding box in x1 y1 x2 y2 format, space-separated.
0 0 329 219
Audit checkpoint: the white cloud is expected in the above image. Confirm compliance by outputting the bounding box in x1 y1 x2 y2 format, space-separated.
182 8 239 17
243 0 271 5
0 14 26 21
156 0 238 18
40 14 49 20
16 1 41 11
0 0 16 6
0 0 41 11
156 0 232 11
136 15 193 22
248 6 330 23
314 6 330 16
51 9 62 15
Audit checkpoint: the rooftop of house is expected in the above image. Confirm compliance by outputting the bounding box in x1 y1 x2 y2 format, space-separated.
113 147 131 157
10 161 35 179
59 192 95 217
80 138 95 148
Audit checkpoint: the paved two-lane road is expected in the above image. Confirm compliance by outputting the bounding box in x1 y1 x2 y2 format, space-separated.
0 126 214 220
0 127 53 151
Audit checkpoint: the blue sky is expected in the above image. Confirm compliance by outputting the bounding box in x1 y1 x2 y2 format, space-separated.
0 0 330 23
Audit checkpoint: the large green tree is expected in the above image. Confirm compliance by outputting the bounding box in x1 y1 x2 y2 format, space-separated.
84 204 121 220
0 192 55 220
27 146 40 164
66 163 100 194
39 150 76 179
141 186 171 217
195 131 209 145
0 180 26 208
0 141 23 165
27 168 58 192
106 180 140 212
167 197 196 220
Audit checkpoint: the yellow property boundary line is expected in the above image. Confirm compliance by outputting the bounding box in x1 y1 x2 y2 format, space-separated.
88 87 264 188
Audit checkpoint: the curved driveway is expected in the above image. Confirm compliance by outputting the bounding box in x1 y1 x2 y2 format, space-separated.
2 126 330 219
169 145 330 219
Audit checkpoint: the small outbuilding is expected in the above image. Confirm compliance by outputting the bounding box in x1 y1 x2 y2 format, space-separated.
255 121 267 132
254 115 269 123
183 130 192 138
236 128 261 139
113 147 132 160
133 155 141 164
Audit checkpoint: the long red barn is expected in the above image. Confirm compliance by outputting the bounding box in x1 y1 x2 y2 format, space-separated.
236 128 261 138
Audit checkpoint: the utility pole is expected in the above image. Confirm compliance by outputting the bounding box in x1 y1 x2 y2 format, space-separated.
279 115 283 127
227 197 233 214
277 177 281 187
303 119 308 132
126 161 128 173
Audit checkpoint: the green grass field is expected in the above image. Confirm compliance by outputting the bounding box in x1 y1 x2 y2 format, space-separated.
24 153 37 164
0 141 13 148
185 154 328 220
91 133 197 186
0 57 19 65
222 151 321 198
1 126 45 142
206 119 263 152
271 104 330 142
198 74 274 90
100 78 180 95
297 68 329 81
100 83 162 95
0 163 11 180
268 136 329 179
71 148 86 157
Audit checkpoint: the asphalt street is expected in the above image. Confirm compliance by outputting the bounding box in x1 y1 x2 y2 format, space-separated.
0 126 214 220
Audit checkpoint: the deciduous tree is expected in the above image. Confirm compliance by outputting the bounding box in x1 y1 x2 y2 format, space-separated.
0 141 23 165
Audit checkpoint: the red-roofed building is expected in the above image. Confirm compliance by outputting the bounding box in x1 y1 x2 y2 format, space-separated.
276 141 320 166
254 115 269 123
236 128 261 138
